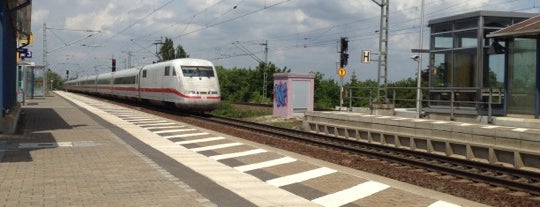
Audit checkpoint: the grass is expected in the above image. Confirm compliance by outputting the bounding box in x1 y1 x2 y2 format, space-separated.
210 102 303 129
210 101 271 119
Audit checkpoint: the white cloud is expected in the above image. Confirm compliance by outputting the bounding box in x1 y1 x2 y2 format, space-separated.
28 0 540 80
31 9 49 23
64 3 123 32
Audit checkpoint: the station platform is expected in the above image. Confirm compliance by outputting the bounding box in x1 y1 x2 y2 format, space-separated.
0 92 491 206
303 110 540 172
0 93 221 206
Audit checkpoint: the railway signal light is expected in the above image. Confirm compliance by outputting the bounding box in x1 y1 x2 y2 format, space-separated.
339 37 349 68
340 37 348 53
340 53 349 68
112 58 116 72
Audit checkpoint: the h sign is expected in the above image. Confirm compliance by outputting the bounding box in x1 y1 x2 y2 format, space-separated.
361 50 370 63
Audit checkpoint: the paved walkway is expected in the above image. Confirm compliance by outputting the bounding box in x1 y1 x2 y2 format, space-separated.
0 94 213 206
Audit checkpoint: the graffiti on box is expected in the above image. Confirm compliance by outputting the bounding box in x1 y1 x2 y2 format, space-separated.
274 81 287 107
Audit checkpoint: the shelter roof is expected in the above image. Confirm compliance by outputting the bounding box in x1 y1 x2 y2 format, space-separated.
6 0 32 42
488 15 540 38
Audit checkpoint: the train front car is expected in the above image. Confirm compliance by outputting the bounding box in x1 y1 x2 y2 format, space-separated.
174 59 221 111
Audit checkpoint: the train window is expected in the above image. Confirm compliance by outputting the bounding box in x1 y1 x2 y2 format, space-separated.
142 70 147 78
113 76 136 84
181 66 215 77
164 66 170 76
172 67 176 76
97 78 110 84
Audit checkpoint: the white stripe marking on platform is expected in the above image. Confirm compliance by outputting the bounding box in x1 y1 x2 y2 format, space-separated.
176 137 225 145
482 125 500 129
392 117 409 121
376 116 392 119
130 120 168 124
154 129 197 134
512 128 528 132
145 125 184 130
137 122 178 127
210 149 267 161
266 167 337 187
125 118 158 122
311 181 390 207
163 132 207 139
234 157 297 172
191 143 243 152
116 115 148 118
428 200 462 207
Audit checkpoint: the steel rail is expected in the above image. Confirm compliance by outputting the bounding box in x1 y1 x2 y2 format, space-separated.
203 115 540 196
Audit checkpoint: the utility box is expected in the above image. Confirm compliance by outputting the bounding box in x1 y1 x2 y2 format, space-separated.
273 73 315 117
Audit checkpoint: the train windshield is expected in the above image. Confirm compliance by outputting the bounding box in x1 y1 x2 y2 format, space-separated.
181 66 215 77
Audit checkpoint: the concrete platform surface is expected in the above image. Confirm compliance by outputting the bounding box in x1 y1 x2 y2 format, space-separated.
0 92 491 207
0 93 216 206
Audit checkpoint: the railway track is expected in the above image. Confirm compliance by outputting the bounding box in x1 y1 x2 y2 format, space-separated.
93 94 540 206
199 115 540 196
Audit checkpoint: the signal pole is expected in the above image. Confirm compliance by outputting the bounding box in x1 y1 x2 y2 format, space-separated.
338 37 349 110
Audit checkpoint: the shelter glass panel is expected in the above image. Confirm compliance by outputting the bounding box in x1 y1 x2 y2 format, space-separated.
484 17 513 28
455 17 478 30
432 33 453 50
455 30 477 48
508 38 537 114
430 52 453 106
453 48 477 107
431 52 453 87
453 48 477 88
432 22 452 33
486 53 505 89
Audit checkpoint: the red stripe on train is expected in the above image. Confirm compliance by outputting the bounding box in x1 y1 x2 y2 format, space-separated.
77 86 220 100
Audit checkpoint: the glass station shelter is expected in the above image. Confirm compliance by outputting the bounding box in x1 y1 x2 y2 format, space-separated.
426 11 538 119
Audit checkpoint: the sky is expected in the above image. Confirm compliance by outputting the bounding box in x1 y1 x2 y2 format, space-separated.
27 0 540 82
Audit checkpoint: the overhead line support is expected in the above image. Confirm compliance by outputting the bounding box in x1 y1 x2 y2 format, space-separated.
371 0 390 103
232 40 269 103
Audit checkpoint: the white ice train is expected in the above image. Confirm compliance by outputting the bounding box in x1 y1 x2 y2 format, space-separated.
64 58 221 111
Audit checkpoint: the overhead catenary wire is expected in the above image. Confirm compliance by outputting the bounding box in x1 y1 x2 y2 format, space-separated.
40 0 539 75
175 0 292 38
103 0 176 44
122 0 511 63
211 0 535 63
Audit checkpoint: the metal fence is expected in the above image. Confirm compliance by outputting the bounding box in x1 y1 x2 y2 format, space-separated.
344 86 504 123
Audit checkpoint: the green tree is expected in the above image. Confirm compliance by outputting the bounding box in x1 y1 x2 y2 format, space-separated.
387 78 417 108
254 62 291 103
313 72 339 109
175 45 189 58
216 63 291 103
47 70 64 90
344 74 377 107
159 38 175 61
216 66 253 102
159 37 190 61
